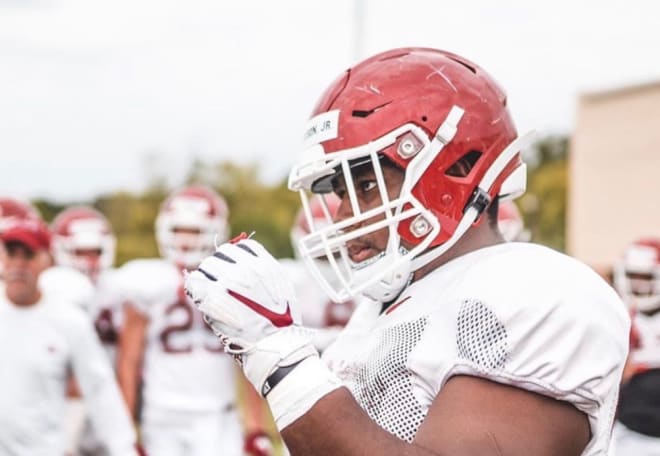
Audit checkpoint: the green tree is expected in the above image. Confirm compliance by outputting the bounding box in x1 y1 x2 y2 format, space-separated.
95 190 164 265
519 135 568 251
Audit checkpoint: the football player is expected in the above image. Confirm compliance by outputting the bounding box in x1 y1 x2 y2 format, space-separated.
50 205 128 455
0 218 137 455
612 238 660 454
116 185 271 456
50 206 121 353
185 48 630 455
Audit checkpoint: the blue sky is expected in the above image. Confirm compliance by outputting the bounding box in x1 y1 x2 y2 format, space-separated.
1 0 659 201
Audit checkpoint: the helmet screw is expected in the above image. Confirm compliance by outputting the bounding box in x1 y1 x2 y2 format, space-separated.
411 215 431 238
397 138 417 158
441 194 453 207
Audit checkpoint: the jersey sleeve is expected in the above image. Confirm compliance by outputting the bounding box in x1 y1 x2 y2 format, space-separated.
61 307 138 456
116 259 175 317
451 291 629 405
436 255 630 449
39 266 95 312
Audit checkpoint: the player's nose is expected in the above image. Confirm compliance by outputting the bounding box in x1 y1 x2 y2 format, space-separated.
334 195 354 222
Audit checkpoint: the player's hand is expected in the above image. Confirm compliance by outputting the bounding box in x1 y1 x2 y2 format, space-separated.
244 431 274 456
186 233 301 347
185 234 317 395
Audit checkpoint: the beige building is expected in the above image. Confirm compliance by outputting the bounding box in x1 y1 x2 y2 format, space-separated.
568 81 660 275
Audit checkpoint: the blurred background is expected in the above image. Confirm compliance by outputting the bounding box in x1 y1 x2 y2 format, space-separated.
2 0 659 269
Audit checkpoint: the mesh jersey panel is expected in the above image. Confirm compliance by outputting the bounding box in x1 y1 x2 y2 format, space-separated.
456 299 509 370
346 318 428 442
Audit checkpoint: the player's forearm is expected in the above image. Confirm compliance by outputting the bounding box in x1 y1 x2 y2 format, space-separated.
281 388 446 456
117 364 140 419
116 305 147 419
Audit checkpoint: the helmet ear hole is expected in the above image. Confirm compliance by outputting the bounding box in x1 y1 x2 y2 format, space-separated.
445 150 482 178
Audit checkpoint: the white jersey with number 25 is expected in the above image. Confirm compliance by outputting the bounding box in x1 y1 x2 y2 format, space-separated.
119 259 235 412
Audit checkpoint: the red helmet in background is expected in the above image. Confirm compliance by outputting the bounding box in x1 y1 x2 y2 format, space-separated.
155 185 229 269
614 238 660 313
288 47 532 302
497 200 530 242
0 197 41 233
51 206 116 280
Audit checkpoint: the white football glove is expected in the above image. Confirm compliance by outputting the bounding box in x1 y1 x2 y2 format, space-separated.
184 235 318 395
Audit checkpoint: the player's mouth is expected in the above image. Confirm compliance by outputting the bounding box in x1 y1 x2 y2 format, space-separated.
4 270 29 283
347 241 380 264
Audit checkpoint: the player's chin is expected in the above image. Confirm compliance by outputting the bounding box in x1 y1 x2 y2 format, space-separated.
5 284 32 301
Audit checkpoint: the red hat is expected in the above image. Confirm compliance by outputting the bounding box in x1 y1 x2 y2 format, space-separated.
0 219 51 252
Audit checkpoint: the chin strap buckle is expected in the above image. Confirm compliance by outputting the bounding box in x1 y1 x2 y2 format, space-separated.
464 187 491 216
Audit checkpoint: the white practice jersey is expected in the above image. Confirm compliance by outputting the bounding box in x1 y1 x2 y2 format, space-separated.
280 258 356 351
322 242 630 455
628 310 660 372
0 290 136 456
119 259 236 412
39 265 95 312
90 268 125 363
41 266 124 363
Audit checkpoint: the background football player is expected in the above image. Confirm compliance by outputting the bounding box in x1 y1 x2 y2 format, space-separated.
186 47 630 455
50 205 127 455
612 237 660 454
116 185 271 456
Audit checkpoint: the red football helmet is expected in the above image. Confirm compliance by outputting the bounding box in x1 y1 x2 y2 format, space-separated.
155 185 229 269
614 238 660 313
51 206 116 281
288 47 532 302
497 200 530 242
0 197 41 234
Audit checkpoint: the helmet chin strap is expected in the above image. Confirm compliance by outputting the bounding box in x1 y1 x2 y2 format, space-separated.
410 130 537 273
354 246 413 303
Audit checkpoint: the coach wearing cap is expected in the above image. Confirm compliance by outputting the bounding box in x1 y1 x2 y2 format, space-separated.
0 219 140 456
0 218 52 305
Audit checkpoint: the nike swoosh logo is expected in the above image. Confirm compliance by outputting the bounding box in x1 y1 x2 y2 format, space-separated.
227 289 293 327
